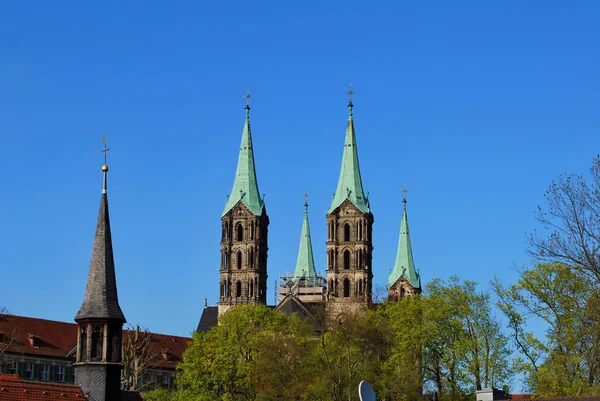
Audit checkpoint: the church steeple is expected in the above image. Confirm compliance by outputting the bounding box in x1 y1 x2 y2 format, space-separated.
74 137 125 401
293 198 317 283
75 138 125 323
328 88 369 214
388 195 421 301
222 92 264 217
218 93 269 316
325 88 374 315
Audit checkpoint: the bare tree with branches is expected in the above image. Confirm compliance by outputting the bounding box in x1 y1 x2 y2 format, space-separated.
527 155 600 284
121 324 158 391
0 306 21 374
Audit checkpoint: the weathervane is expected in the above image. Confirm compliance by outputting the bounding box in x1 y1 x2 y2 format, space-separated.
304 192 309 210
347 83 354 107
402 185 408 204
244 88 252 107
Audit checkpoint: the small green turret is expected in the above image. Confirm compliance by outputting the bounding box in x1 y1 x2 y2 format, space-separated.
388 198 421 290
293 200 317 283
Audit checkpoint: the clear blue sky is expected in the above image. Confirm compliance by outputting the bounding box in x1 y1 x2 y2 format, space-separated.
1 1 599 339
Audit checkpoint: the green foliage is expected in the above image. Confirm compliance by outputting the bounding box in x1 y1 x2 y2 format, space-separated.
494 263 600 396
421 277 513 400
175 305 314 401
142 388 173 401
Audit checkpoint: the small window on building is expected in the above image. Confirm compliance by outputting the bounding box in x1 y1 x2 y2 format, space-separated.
343 250 350 270
236 224 244 241
249 248 254 268
56 365 65 383
236 281 242 298
24 362 34 380
343 278 350 298
237 251 242 270
41 364 50 381
344 224 350 241
8 361 18 374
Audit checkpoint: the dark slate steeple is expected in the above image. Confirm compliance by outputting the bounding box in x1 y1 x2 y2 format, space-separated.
75 143 125 322
74 138 125 401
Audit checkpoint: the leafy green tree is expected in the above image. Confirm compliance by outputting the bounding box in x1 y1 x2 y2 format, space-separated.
174 304 314 401
310 309 392 401
493 263 600 396
424 277 513 399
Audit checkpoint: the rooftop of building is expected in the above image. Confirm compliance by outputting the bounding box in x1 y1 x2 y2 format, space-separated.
0 314 191 370
0 374 85 401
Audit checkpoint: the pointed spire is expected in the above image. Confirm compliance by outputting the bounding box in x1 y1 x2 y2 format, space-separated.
388 195 421 289
328 86 369 214
293 195 317 283
222 90 265 217
75 138 125 322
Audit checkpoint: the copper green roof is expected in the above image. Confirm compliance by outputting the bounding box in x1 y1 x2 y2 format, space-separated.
388 199 421 289
222 105 265 217
328 102 370 214
293 203 317 283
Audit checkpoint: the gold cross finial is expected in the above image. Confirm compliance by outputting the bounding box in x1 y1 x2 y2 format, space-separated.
244 88 252 107
101 136 110 172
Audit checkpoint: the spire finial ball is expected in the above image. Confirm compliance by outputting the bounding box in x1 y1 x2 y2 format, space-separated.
102 164 109 172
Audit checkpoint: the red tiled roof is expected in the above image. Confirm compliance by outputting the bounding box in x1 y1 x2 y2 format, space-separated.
0 315 191 370
0 374 85 400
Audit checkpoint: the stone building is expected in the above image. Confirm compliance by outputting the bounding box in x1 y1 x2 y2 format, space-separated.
198 93 423 330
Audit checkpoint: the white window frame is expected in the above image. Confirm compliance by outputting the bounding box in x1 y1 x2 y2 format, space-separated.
41 364 50 381
56 365 65 382
24 362 34 379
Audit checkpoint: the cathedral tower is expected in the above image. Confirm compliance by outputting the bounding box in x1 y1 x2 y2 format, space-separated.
388 197 421 300
326 93 374 316
219 99 269 316
74 139 126 401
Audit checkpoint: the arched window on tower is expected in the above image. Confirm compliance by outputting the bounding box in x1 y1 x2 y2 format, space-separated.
250 222 255 239
344 224 350 241
237 251 242 270
343 278 350 298
91 325 103 361
250 280 254 298
249 248 254 269
236 281 242 298
220 281 225 297
237 224 244 241
223 252 228 269
79 326 87 362
343 250 350 270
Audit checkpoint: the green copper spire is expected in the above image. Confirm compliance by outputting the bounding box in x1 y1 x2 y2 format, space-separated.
388 198 421 289
328 95 369 214
222 102 265 217
293 199 317 283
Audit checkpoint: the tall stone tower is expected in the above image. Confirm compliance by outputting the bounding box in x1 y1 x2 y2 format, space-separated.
74 139 126 401
219 100 269 316
326 95 374 316
388 197 421 301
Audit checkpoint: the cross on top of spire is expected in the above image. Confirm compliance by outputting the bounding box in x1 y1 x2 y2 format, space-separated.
304 192 309 210
402 185 408 205
346 83 354 109
101 136 110 166
244 88 252 109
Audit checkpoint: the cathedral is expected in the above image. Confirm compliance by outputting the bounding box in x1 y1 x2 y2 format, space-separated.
198 93 422 330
